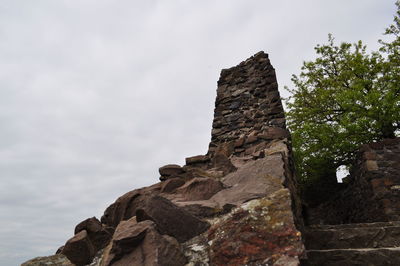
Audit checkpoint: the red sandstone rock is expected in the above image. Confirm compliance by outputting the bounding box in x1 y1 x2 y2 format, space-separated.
75 217 102 235
208 189 304 265
245 131 258 144
101 183 162 227
210 153 237 175
176 177 224 201
185 155 210 165
61 230 95 266
160 177 186 193
136 195 210 242
74 217 112 250
258 127 289 140
159 164 185 177
210 155 285 206
21 254 74 266
234 136 246 147
104 219 186 266
176 200 220 218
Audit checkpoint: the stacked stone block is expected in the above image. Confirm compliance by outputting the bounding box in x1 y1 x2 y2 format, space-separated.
208 51 288 157
358 138 400 221
306 138 400 225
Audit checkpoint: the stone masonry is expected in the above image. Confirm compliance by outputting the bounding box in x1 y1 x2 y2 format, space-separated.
302 139 400 265
306 138 400 225
209 51 288 156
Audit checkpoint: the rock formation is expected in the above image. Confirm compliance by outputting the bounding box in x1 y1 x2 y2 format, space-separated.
22 51 305 266
22 51 400 266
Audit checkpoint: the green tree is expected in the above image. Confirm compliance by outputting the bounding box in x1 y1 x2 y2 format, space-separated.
286 3 400 189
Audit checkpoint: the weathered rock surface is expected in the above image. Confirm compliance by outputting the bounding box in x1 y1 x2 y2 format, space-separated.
61 230 95 266
136 195 210 242
103 218 186 266
101 182 162 227
176 177 224 201
302 221 400 265
185 155 210 165
159 164 185 181
74 217 112 250
21 254 74 266
210 154 285 206
160 177 185 193
305 247 400 266
305 223 400 250
208 189 303 265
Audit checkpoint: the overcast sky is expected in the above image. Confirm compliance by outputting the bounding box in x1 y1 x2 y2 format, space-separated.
0 1 396 265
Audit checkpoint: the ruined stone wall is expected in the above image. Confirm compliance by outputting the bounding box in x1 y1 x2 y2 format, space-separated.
208 51 288 157
306 138 400 225
353 138 400 222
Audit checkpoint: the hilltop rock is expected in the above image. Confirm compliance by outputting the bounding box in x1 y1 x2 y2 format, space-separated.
74 217 112 250
159 164 185 181
26 52 305 265
102 218 186 266
176 177 224 201
136 195 210 242
208 189 303 265
61 230 95 266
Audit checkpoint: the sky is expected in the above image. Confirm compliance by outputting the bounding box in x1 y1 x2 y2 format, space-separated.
0 1 396 265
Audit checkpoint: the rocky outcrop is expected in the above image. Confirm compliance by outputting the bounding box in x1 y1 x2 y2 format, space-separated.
102 218 187 266
21 254 73 266
22 52 305 265
208 189 303 266
135 195 210 242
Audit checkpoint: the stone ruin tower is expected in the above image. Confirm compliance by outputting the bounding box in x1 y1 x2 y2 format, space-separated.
204 51 290 170
209 51 286 154
183 51 291 174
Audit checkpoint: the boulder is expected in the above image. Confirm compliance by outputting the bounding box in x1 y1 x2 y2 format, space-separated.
160 178 185 193
176 177 224 201
55 246 64 254
61 230 96 266
208 189 304 265
211 153 237 175
75 217 102 235
21 254 73 266
103 218 186 266
74 217 112 250
177 200 235 218
101 183 162 227
210 155 285 206
136 195 210 242
185 155 210 165
159 164 185 180
108 218 148 259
